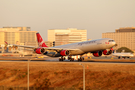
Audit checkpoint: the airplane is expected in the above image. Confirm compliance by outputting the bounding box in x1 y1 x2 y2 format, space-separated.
112 52 134 59
12 32 117 61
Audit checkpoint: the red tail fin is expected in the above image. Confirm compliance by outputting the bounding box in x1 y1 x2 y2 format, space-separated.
36 33 48 47
4 41 8 44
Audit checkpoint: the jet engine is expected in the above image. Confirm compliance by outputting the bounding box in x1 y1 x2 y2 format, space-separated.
35 48 45 54
103 48 113 55
93 51 102 57
60 50 70 56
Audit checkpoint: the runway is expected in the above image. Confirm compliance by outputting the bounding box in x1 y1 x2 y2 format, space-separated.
0 56 135 64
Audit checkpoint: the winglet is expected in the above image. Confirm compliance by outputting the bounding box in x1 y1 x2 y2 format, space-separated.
36 33 48 47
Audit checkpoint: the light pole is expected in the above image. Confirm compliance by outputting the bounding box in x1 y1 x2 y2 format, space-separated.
79 63 85 90
27 59 30 90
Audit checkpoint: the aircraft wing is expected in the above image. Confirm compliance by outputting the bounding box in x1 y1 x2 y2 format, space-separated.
12 44 79 52
12 44 37 49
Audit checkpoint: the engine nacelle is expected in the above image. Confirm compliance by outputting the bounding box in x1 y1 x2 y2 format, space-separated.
35 48 45 54
60 50 70 56
93 51 102 57
103 48 113 55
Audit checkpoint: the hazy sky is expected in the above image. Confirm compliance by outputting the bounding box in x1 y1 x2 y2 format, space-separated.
0 0 135 41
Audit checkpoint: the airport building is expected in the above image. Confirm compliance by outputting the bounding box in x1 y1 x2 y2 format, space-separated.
44 41 53 47
0 27 38 46
3 27 31 31
102 27 135 51
48 28 87 46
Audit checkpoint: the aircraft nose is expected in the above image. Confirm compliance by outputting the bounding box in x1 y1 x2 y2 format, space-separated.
113 41 117 46
115 43 117 46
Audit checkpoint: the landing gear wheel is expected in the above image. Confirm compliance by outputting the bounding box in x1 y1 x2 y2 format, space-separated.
63 57 65 60
70 58 74 61
78 57 84 62
68 56 74 61
59 58 63 61
78 58 80 61
59 56 64 61
72 58 74 61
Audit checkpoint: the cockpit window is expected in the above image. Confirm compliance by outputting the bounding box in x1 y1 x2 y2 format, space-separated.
108 40 114 42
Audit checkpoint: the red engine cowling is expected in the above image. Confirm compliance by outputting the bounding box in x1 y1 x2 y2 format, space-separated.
93 51 102 57
103 48 113 55
35 48 45 54
60 50 70 56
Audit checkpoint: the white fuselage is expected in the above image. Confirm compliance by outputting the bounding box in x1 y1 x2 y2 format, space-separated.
112 53 134 57
52 38 116 55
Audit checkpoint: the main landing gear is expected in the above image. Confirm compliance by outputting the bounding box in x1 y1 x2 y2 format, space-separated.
68 56 74 61
78 55 84 61
59 56 75 61
59 55 84 62
59 56 65 61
